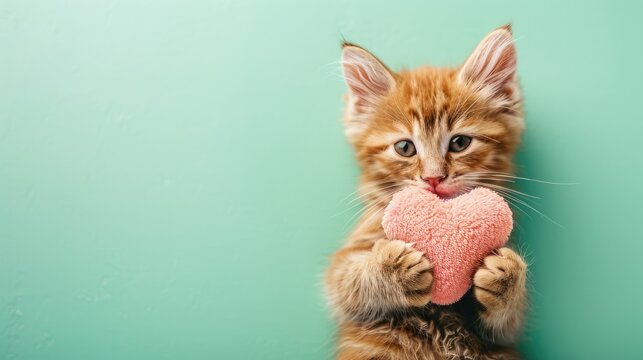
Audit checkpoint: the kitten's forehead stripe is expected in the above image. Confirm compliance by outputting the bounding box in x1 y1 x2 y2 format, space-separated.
407 107 421 123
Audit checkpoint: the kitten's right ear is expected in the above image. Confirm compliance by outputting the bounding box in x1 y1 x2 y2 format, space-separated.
341 44 395 140
457 26 518 101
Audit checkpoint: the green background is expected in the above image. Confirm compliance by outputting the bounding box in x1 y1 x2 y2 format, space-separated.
1 0 642 359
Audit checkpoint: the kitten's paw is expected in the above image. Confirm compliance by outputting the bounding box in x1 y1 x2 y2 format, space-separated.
372 239 433 307
474 248 527 314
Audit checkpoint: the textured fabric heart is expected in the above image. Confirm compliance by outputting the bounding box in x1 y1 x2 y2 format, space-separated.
382 186 513 305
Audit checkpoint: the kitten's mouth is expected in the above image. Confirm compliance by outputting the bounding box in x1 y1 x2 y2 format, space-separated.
421 186 452 199
418 184 464 199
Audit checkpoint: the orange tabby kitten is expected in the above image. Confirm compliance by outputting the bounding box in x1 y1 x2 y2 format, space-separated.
325 26 527 359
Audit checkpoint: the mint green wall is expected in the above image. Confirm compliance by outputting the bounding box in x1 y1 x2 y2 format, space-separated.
2 1 642 359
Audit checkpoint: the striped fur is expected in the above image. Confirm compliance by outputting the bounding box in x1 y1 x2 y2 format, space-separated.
326 26 528 359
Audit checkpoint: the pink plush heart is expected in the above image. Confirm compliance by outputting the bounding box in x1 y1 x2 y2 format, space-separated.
382 186 513 305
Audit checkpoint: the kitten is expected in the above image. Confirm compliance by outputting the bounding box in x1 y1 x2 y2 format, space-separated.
325 26 528 360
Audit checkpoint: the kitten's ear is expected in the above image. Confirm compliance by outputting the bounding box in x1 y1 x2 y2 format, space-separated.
341 44 395 140
457 26 518 101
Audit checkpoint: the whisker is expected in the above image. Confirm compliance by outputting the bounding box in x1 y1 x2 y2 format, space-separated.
332 184 400 219
476 135 500 143
474 171 579 186
471 181 540 200
338 179 397 204
330 200 367 219
463 179 540 202
494 192 534 219
346 183 400 206
360 205 385 231
346 202 383 232
341 186 396 230
464 179 562 226
499 192 562 227
342 201 377 230
460 174 516 183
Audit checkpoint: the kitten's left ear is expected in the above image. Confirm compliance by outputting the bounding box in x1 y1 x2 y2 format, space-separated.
457 26 518 101
341 44 396 141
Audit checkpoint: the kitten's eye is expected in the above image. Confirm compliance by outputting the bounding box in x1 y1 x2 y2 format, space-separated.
448 135 472 153
394 140 416 157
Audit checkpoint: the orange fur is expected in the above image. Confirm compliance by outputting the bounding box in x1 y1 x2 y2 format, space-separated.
325 26 528 359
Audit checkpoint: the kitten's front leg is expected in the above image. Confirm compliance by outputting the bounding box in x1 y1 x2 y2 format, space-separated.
325 239 433 322
473 247 527 343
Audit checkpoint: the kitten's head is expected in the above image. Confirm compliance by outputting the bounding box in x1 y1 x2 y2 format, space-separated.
342 26 523 205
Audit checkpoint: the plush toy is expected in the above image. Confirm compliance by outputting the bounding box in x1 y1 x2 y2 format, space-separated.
382 186 513 305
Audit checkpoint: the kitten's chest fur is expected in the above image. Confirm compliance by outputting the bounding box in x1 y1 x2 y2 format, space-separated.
340 296 518 360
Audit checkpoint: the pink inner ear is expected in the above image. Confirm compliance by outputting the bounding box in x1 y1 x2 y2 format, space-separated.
458 28 517 99
382 186 513 305
342 46 395 113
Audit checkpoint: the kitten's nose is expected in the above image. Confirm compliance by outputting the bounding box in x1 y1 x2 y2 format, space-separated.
422 176 445 188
